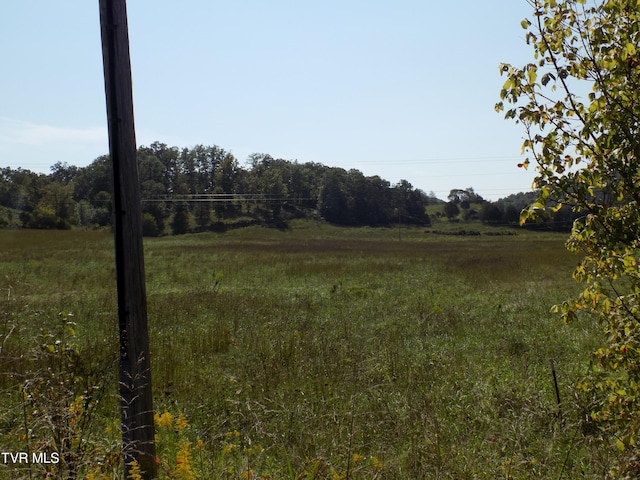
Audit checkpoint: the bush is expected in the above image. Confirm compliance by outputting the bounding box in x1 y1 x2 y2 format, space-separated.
143 212 161 237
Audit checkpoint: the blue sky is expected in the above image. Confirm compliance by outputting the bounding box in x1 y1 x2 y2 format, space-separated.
1 1 538 200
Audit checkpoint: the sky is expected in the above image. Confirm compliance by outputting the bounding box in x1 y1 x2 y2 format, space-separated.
1 1 540 201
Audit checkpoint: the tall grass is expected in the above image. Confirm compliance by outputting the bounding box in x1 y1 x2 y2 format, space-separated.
0 223 612 478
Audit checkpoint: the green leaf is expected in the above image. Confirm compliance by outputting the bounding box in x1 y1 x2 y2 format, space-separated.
541 72 556 86
499 2 640 463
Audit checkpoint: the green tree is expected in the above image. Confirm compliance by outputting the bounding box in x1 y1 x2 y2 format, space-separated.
171 201 190 235
76 200 96 227
31 181 76 228
73 156 112 226
502 204 520 225
393 180 430 225
318 169 351 225
244 154 291 221
347 170 390 226
480 203 502 225
138 152 169 232
142 212 161 237
447 187 483 205
214 153 239 216
498 0 640 472
50 161 79 184
288 162 322 210
442 202 460 221
143 142 180 194
93 191 112 227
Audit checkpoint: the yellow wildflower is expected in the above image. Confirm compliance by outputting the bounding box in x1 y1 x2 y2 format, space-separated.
222 442 238 455
371 456 384 470
240 468 255 479
331 470 345 480
175 412 189 431
174 441 196 480
245 444 264 456
351 453 364 465
69 395 84 416
86 473 110 480
154 410 173 429
127 460 143 480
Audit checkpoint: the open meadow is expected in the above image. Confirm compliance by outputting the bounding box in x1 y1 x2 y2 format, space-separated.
0 222 615 479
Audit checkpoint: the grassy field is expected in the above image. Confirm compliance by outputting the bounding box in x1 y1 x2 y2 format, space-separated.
0 221 615 479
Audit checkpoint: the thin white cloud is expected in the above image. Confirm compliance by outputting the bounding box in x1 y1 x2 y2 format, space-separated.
0 116 107 147
0 117 109 171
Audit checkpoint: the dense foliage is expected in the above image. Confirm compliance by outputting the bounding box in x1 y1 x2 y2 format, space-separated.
498 0 640 475
0 143 434 233
0 143 580 235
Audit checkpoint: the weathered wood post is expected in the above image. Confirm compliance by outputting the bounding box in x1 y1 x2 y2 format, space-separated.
98 1 157 478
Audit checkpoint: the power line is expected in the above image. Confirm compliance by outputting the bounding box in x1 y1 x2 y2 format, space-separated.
1 154 526 173
141 194 314 204
336 156 523 166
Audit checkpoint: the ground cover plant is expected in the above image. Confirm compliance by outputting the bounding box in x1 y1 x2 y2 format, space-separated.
0 222 616 478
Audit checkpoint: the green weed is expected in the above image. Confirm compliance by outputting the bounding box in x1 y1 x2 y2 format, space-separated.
0 223 613 478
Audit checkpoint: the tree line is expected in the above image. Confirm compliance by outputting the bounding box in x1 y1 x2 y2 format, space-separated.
0 141 579 235
0 141 578 234
0 142 433 235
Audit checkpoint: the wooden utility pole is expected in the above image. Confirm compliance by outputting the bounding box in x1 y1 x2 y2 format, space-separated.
99 1 157 478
